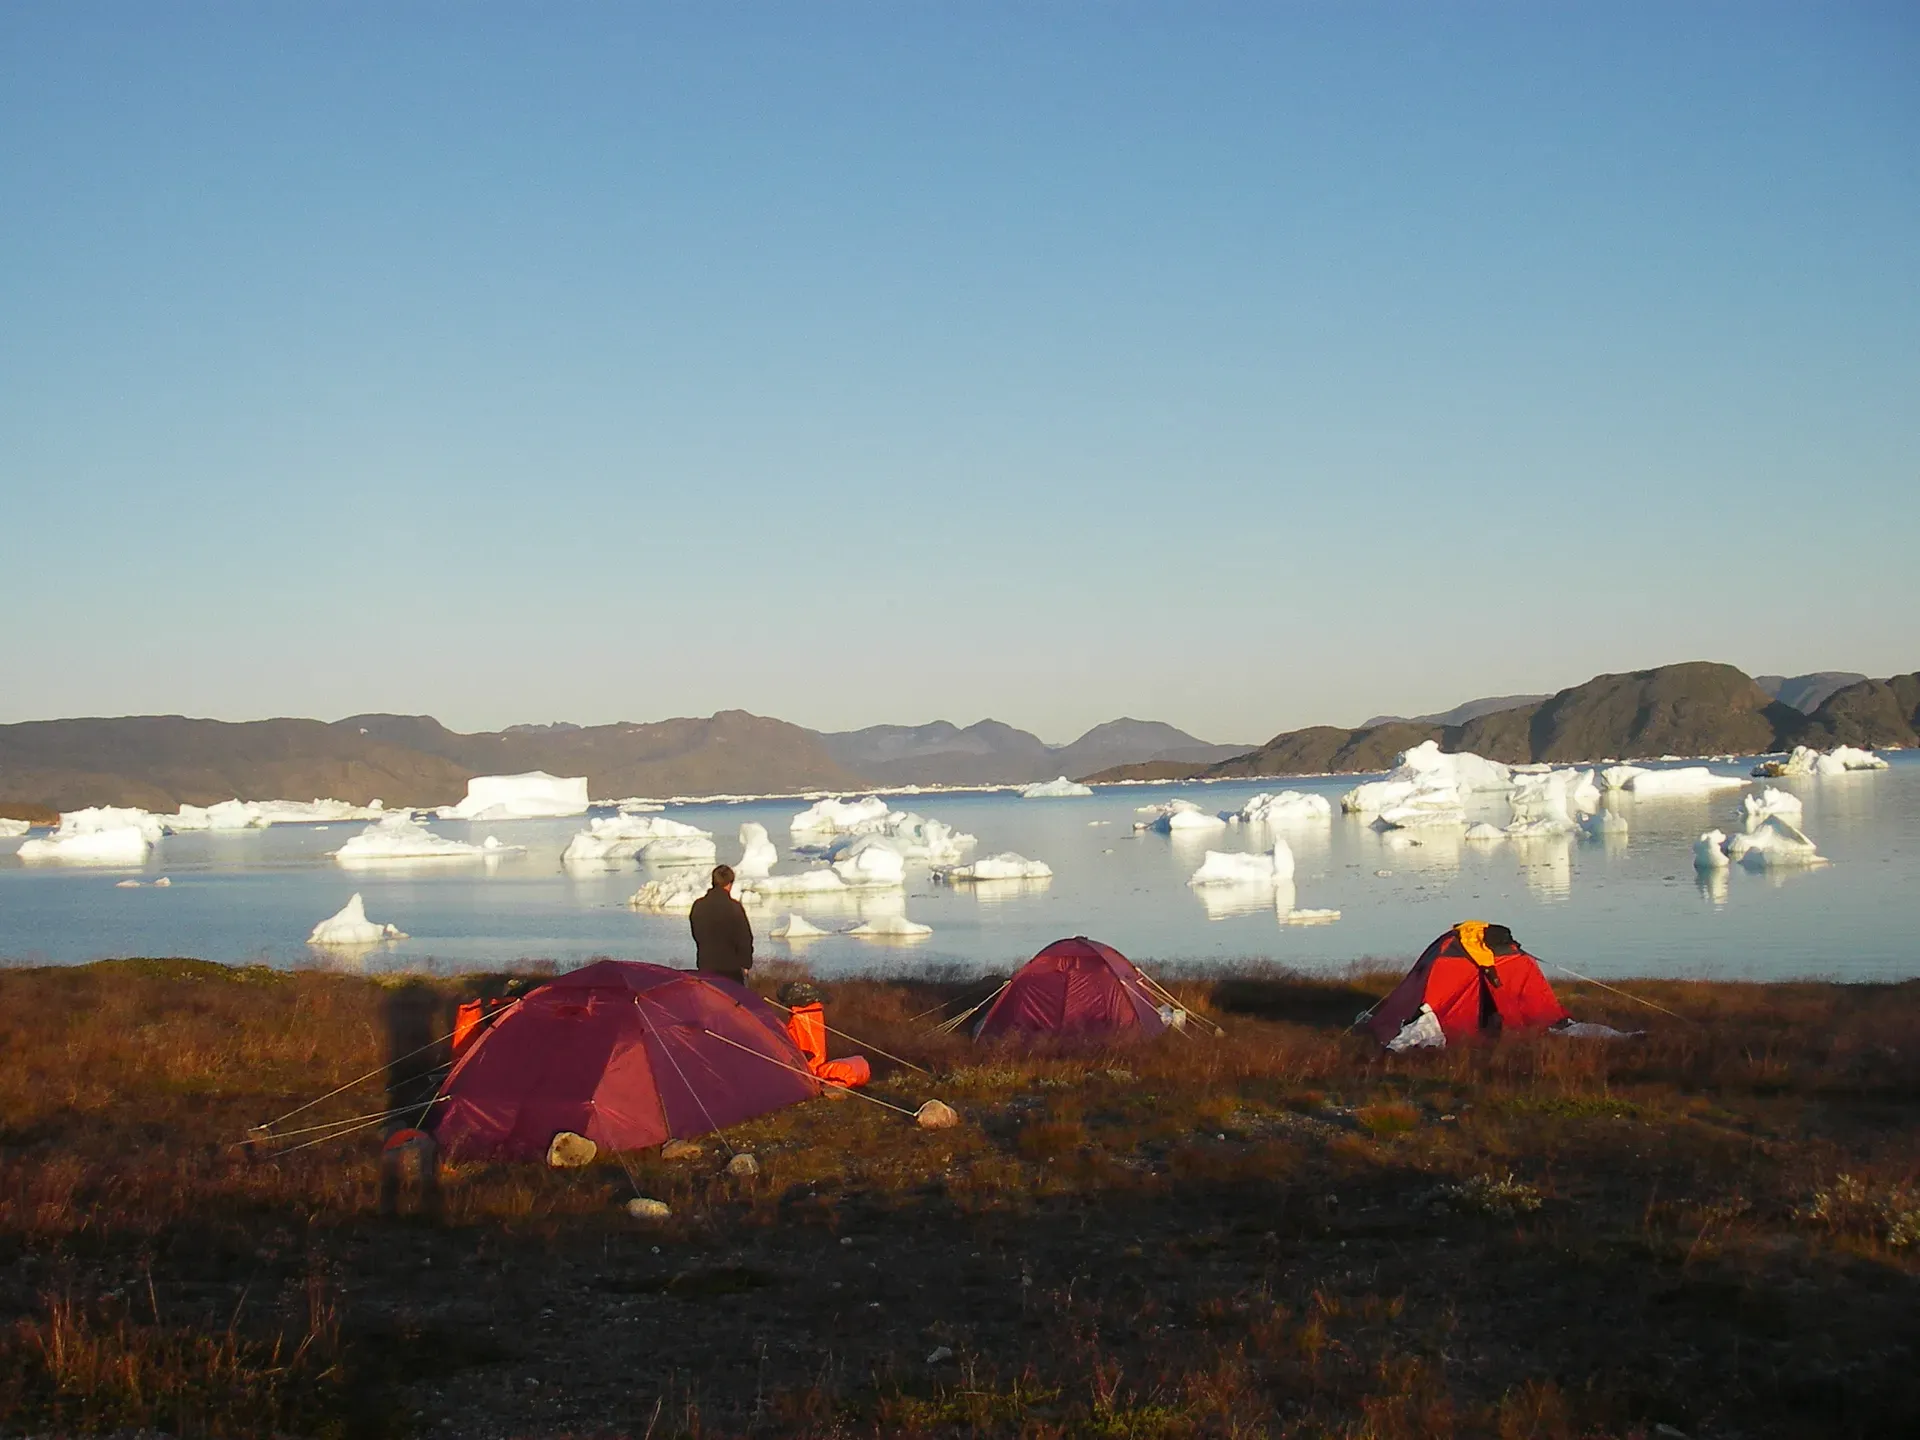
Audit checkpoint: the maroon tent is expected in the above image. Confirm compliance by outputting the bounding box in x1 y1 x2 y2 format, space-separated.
974 937 1169 1045
431 960 819 1161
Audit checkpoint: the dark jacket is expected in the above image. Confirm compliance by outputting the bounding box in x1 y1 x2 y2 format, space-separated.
689 885 754 980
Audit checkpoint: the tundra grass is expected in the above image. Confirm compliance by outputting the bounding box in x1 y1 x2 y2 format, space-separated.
0 959 1916 1438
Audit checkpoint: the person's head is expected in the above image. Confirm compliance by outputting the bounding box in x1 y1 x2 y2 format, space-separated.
711 864 735 891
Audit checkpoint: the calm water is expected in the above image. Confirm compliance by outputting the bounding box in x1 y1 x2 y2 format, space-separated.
3 754 1916 980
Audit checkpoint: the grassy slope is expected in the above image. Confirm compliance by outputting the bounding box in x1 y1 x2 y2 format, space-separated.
1 960 1917 1439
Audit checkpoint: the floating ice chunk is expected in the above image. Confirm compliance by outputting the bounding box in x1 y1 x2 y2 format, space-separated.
771 913 832 940
832 835 907 888
736 823 778 879
334 816 518 863
164 798 387 832
1618 767 1748 798
935 852 1054 882
1375 787 1466 829
115 878 142 887
1742 788 1804 822
1235 791 1334 826
1580 810 1629 838
1188 841 1295 887
610 798 666 813
18 807 162 864
1561 769 1601 815
308 893 406 946
791 796 894 834
1599 765 1648 792
0 817 31 838
751 868 851 896
1724 816 1825 867
1279 908 1342 925
1759 745 1888 778
561 815 716 864
884 812 975 863
1343 742 1511 815
1694 830 1732 869
153 877 170 887
1505 772 1578 836
440 772 589 821
1019 776 1093 799
1463 822 1508 842
846 913 933 939
626 875 711 911
1136 799 1227 833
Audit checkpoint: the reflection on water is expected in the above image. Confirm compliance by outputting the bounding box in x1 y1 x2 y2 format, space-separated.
3 753 1917 980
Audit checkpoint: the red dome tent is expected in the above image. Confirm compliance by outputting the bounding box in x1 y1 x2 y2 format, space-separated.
1365 921 1570 1050
974 937 1170 1045
431 960 819 1161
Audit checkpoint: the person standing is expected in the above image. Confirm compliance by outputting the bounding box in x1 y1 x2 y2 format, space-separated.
689 863 754 985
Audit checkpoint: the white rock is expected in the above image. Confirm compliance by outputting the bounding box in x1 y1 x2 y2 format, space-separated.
334 816 518 863
1724 816 1825 867
308 893 406 946
736 823 778 879
1694 830 1732 869
1618 767 1748 798
626 1197 672 1220
1019 776 1093 799
935 852 1054 882
847 913 933 939
439 772 589 821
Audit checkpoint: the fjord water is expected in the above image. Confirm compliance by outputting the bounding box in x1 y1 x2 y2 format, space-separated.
2 753 1915 980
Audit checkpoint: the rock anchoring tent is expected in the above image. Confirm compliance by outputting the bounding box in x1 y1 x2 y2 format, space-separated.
1365 921 1575 1050
431 960 820 1161
972 936 1175 1046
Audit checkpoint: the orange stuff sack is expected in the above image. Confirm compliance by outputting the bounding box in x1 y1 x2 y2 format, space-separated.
452 997 515 1059
783 1002 870 1087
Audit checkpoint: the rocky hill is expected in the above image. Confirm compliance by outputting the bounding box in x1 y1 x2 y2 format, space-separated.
820 716 1244 786
1087 662 1908 782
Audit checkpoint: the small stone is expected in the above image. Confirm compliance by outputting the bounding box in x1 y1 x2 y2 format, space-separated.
916 1099 961 1130
626 1197 671 1221
726 1152 760 1178
926 1345 954 1363
660 1139 703 1161
546 1132 597 1168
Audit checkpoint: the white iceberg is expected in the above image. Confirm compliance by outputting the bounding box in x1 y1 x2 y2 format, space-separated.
0 817 32 839
790 796 895 834
561 815 717 865
831 835 907 888
736 823 778 879
1375 786 1467 829
935 852 1054 882
1599 765 1648 792
1741 788 1804 822
751 868 852 897
1724 816 1825 868
334 816 518 864
771 913 832 940
17 807 162 864
847 913 933 939
307 893 407 946
1694 830 1732 869
1561 768 1601 815
626 874 713 912
1463 822 1508 842
1580 809 1629 838
1763 744 1890 778
164 798 391 832
1188 840 1295 888
1019 776 1093 799
1233 791 1334 826
439 771 589 821
1278 907 1342 925
1135 799 1227 833
1616 767 1748 798
1342 741 1512 815
1505 771 1579 837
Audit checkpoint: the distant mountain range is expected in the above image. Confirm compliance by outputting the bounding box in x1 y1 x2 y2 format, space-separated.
0 710 1243 812
1087 664 1919 782
1 666 1910 814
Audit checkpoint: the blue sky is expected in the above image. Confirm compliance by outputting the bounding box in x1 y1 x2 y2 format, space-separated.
3 3 1915 743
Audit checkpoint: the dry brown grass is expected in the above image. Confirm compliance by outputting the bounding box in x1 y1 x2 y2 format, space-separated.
1 959 1917 1437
